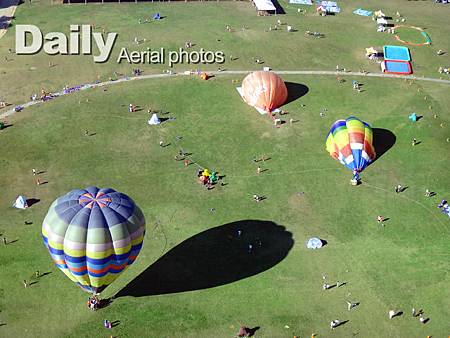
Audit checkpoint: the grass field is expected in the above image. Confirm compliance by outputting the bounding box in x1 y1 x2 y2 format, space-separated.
0 1 450 337
1 0 450 105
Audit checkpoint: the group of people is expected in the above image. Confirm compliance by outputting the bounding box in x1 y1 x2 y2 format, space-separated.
132 68 142 76
388 308 428 323
351 169 360 185
30 89 55 102
198 168 219 189
438 66 450 74
437 199 450 217
129 104 137 113
352 80 362 93
87 295 100 310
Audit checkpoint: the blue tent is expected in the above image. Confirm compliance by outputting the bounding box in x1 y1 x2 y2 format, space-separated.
153 13 161 20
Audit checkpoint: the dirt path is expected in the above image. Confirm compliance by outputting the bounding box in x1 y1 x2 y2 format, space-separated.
1 70 450 119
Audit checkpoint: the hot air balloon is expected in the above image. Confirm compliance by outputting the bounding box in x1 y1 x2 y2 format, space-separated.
42 186 145 294
326 117 376 181
241 71 288 112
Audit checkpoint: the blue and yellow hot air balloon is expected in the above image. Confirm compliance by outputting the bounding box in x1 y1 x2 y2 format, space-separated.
42 187 146 294
326 117 376 179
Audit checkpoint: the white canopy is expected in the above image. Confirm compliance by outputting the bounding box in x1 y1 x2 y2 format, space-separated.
306 237 323 249
148 113 161 125
253 0 276 11
13 195 28 209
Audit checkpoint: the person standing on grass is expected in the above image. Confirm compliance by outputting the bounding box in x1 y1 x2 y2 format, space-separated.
237 326 250 337
377 215 385 226
253 194 260 202
412 138 417 146
257 166 261 174
103 319 112 329
32 168 36 176
419 314 426 324
330 320 340 329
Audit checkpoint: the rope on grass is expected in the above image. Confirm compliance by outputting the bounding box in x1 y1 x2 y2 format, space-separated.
362 182 448 229
393 25 432 46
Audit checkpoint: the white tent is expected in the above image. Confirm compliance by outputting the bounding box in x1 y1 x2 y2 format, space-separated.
376 18 388 25
13 195 28 209
253 0 276 11
306 237 323 249
148 113 161 125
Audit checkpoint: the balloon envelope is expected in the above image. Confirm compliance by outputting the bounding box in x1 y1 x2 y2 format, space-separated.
42 187 146 294
326 117 376 172
242 71 288 112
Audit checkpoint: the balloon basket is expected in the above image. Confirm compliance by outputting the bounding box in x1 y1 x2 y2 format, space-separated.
350 179 360 186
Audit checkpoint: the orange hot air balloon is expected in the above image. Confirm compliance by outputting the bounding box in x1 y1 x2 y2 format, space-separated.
241 71 288 112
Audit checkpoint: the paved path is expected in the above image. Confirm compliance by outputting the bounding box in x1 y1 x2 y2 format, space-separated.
2 70 450 119
0 0 19 40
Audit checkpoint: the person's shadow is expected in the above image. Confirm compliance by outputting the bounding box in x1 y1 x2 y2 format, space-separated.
246 326 260 337
115 220 293 297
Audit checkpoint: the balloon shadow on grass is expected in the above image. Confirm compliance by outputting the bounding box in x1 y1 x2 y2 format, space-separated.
284 82 309 105
115 220 293 297
371 128 396 164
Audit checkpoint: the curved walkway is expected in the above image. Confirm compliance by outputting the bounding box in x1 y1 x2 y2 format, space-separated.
2 69 450 119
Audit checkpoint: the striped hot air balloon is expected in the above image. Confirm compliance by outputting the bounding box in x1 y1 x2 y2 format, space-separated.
241 71 288 112
326 117 376 175
42 187 145 294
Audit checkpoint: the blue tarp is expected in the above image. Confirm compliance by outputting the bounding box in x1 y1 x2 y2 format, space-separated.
289 0 312 4
318 1 341 13
353 8 372 16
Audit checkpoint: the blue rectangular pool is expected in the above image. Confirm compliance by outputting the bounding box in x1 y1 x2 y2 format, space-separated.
383 60 412 75
383 45 411 61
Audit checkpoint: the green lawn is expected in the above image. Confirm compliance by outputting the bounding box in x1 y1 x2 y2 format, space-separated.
0 73 449 337
1 0 450 105
0 1 450 337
